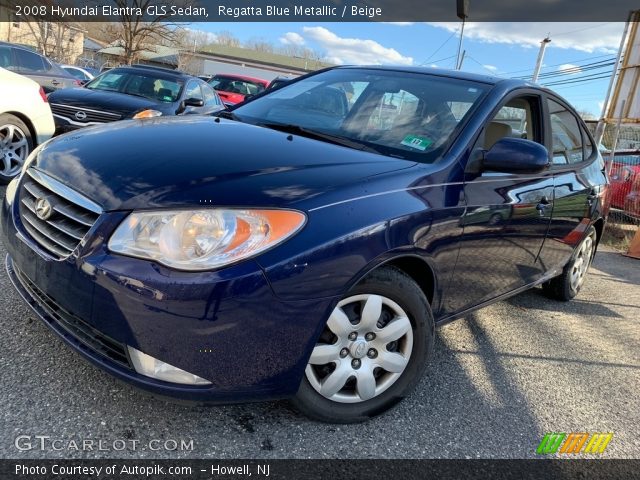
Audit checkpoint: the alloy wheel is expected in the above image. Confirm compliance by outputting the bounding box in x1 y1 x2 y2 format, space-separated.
570 234 594 292
0 123 29 178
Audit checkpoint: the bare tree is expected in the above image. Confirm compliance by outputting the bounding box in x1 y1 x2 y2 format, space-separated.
244 37 274 53
11 21 77 63
216 31 240 48
107 0 188 64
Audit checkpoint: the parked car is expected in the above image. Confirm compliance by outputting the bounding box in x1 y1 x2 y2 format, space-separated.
0 42 80 93
1 66 608 423
607 151 640 217
207 73 269 106
0 67 54 182
267 76 294 90
61 65 99 84
47 64 226 134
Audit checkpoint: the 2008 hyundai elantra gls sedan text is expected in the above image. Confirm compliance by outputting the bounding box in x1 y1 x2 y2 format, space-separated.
2 66 608 423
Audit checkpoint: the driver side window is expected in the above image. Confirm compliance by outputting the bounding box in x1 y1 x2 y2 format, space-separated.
484 96 541 150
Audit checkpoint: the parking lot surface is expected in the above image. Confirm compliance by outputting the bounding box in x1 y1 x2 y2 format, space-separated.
0 182 638 459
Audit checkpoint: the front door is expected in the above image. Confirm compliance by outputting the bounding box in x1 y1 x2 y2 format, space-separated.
443 93 554 316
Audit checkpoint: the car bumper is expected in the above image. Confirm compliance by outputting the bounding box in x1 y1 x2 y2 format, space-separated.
33 111 55 145
1 183 335 403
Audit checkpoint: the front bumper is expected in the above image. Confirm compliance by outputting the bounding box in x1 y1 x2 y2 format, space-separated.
1 184 335 403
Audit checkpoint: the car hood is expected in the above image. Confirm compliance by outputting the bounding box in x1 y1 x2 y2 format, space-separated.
30 117 414 211
47 87 171 117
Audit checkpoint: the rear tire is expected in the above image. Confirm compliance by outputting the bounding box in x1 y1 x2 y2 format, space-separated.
292 266 434 423
0 114 33 183
542 226 597 301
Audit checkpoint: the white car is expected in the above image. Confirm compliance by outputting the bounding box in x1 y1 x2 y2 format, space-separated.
0 67 55 182
61 65 97 84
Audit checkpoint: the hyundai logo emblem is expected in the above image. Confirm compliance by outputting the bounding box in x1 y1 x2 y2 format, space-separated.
34 197 53 221
74 111 87 121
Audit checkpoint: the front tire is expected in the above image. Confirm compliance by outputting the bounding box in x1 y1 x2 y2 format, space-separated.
0 114 33 183
542 226 597 301
292 266 434 423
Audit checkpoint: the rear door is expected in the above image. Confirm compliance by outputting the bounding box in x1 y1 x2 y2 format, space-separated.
537 96 607 274
443 91 554 315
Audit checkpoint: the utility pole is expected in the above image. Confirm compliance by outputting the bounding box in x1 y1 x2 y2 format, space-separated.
456 0 468 70
458 50 466 70
594 11 634 147
532 36 551 83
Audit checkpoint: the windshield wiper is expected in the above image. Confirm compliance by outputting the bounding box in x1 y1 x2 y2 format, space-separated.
258 123 382 155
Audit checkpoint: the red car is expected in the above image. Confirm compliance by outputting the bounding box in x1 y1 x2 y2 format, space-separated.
608 151 640 217
207 74 268 106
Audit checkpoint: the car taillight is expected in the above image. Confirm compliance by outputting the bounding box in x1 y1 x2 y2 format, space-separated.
39 87 48 103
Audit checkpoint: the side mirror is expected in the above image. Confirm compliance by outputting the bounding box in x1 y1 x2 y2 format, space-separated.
183 97 204 108
483 138 550 174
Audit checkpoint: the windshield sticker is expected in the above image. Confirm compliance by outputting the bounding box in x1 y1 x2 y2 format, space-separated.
401 135 433 151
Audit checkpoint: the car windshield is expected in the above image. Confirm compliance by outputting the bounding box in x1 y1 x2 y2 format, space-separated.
209 76 266 95
231 68 489 161
85 70 183 102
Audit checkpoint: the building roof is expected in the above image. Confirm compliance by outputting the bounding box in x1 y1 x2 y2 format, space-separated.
83 36 107 51
98 44 180 65
197 44 333 73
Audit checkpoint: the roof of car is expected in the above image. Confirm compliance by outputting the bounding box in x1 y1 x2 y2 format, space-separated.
108 64 198 81
211 73 269 85
334 65 532 88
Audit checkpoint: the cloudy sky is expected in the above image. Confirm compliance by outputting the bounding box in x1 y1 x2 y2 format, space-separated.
198 22 625 116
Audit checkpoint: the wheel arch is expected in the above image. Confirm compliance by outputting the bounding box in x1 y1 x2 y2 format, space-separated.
353 253 437 307
2 111 37 145
592 217 605 246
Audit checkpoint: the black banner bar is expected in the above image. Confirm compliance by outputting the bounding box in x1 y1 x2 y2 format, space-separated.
1 0 639 22
2 460 640 480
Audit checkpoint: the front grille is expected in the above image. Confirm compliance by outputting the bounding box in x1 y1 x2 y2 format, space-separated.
19 169 101 258
14 267 132 370
50 103 122 124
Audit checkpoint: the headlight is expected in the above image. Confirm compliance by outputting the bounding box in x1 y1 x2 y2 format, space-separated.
108 208 306 270
132 109 162 119
127 346 211 385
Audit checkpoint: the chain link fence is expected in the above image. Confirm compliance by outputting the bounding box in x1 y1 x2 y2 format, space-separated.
585 121 640 252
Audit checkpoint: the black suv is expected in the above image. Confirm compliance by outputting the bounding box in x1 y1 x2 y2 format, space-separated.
48 64 226 134
0 42 79 93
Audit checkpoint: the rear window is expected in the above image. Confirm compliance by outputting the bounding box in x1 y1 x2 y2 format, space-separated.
209 76 266 95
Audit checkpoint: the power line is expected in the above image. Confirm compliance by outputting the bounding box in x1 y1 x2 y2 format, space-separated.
546 77 611 90
465 54 501 75
551 22 614 38
420 29 458 65
516 59 616 81
428 54 457 65
542 73 611 87
503 53 614 76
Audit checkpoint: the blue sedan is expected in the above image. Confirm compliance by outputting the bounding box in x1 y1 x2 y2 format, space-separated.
1 66 608 422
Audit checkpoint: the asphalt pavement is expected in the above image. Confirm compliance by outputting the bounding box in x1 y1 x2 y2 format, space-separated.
1 182 638 459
